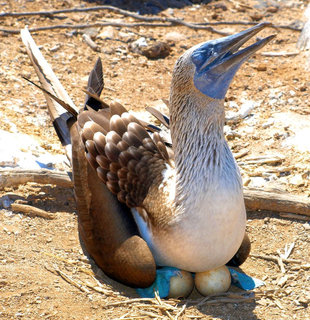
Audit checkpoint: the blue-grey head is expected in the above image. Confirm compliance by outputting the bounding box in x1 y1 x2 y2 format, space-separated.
171 22 275 101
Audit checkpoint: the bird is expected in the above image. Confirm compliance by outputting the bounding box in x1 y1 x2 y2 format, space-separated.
21 22 274 290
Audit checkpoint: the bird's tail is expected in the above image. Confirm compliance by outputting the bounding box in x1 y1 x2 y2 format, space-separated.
20 27 78 164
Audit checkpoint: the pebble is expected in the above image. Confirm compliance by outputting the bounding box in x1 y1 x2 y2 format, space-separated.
164 31 186 42
141 42 171 59
288 174 304 186
129 37 148 53
262 119 274 129
0 195 12 209
0 279 8 286
256 64 267 71
49 44 61 53
118 31 134 42
249 177 267 188
97 26 115 40
303 223 310 230
267 6 279 13
250 12 264 21
83 28 99 40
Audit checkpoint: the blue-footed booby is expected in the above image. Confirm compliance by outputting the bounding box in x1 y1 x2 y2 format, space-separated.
21 23 274 291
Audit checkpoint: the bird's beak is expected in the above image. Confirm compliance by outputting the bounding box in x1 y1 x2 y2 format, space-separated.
193 22 276 99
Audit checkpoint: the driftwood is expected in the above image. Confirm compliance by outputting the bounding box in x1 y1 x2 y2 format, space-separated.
244 187 310 217
0 169 73 188
0 169 309 217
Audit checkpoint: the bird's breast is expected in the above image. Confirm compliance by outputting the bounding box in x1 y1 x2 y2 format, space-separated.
135 185 246 272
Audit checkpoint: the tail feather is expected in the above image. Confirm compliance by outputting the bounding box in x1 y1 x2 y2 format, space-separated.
84 58 106 110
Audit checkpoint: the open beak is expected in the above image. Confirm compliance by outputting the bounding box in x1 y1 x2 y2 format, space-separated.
193 22 276 99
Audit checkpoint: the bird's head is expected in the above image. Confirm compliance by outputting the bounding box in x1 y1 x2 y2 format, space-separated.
171 22 275 100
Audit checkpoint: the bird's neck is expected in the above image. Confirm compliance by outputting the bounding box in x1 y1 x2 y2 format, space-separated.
169 91 238 209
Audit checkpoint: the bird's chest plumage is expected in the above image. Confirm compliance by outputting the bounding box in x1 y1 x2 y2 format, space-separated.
133 159 246 272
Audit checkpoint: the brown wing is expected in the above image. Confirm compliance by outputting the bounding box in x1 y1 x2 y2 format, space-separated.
21 28 156 288
79 102 171 209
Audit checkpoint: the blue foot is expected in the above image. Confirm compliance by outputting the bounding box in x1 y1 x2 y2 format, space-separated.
136 267 181 298
228 268 265 290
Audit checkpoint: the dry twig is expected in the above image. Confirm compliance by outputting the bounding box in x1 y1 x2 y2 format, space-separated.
11 202 55 219
1 21 227 35
251 253 304 264
43 252 94 276
82 33 100 52
45 265 90 293
0 5 302 35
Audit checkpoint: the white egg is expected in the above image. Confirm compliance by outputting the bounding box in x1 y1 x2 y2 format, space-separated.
168 270 194 298
195 265 231 296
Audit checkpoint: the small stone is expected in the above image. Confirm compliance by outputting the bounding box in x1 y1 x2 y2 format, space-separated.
289 174 304 186
225 130 241 140
0 279 8 286
129 37 148 53
141 42 171 59
212 2 228 11
303 223 310 230
83 28 99 40
250 12 264 21
267 6 278 13
71 14 81 22
97 26 115 39
262 119 274 129
256 64 267 71
49 44 61 53
163 31 186 42
0 195 12 209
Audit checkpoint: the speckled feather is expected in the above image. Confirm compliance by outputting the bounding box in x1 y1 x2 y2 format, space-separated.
78 92 173 216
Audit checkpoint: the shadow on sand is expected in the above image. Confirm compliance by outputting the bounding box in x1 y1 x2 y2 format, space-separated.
84 0 212 15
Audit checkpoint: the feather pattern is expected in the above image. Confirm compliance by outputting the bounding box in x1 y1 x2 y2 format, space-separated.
79 102 171 210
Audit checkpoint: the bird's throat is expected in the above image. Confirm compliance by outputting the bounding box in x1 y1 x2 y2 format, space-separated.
169 94 238 209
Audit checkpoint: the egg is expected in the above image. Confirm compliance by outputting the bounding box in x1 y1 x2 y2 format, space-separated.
195 265 231 296
168 270 194 298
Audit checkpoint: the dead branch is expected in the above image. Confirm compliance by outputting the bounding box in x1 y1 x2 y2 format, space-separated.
82 33 100 52
0 5 301 32
243 187 310 217
46 265 90 293
250 253 304 264
0 169 73 189
1 21 227 35
11 202 56 219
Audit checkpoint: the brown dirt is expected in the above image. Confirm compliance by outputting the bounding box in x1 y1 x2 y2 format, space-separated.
1 1 310 319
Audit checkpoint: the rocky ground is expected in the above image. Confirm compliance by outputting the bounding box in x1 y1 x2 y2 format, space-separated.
0 0 310 319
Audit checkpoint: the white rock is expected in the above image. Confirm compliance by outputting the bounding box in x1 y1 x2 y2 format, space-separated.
164 31 186 42
97 26 115 39
288 174 304 186
262 119 274 129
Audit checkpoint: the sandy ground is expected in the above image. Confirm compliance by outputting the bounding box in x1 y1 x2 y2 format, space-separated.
0 0 310 319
